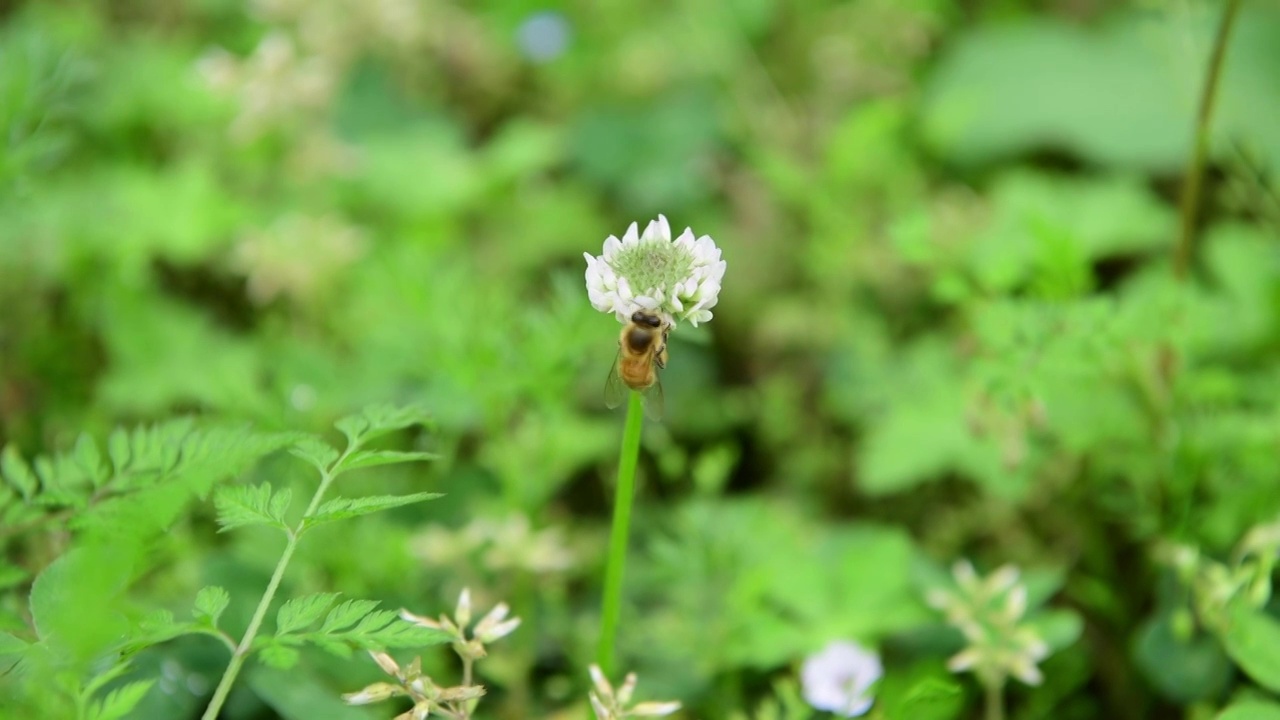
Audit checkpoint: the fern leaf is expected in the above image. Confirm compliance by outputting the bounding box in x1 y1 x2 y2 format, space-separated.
302 492 441 531
89 680 155 720
336 450 439 473
1 445 37 500
194 586 230 627
289 435 339 474
213 483 290 533
320 599 382 633
335 404 432 447
276 593 340 635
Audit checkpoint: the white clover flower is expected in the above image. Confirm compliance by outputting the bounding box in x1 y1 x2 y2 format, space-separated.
584 215 725 328
800 640 883 717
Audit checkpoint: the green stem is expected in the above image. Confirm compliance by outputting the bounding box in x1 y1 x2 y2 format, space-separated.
984 680 1005 720
1173 0 1242 280
200 444 355 720
596 390 645 677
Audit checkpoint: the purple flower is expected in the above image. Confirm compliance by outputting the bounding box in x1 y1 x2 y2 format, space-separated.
801 640 883 717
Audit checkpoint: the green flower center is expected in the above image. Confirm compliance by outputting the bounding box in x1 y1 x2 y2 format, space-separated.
613 242 695 293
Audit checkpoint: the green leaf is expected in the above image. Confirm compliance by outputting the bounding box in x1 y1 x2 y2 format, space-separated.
289 436 339 474
0 560 29 590
302 492 442 531
214 483 290 533
107 427 130 475
0 631 29 655
2 444 38 499
29 546 131 662
1224 604 1280 693
1218 700 1280 720
900 677 964 710
276 593 340 635
89 680 155 720
319 599 382 633
73 434 108 488
259 643 301 670
335 450 439 473
194 586 230 626
1135 611 1233 704
335 404 432 446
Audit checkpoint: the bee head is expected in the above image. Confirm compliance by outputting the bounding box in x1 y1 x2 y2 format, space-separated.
631 311 662 328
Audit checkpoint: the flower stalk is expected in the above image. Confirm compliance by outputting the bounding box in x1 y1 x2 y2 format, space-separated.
596 390 645 676
1173 0 1242 280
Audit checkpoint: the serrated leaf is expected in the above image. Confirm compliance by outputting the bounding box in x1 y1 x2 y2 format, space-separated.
259 643 301 669
138 609 177 633
336 450 439 473
276 593 340 635
320 599 382 633
1218 700 1280 720
335 404 432 446
289 436 339 473
194 586 230 626
309 636 353 658
351 609 400 635
269 486 292 521
89 680 155 720
359 622 452 649
74 434 108 488
2 445 37 499
1223 603 1280 693
107 428 130 475
214 483 289 533
303 492 442 531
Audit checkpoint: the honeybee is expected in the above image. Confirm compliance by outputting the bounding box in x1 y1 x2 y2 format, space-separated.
605 310 670 420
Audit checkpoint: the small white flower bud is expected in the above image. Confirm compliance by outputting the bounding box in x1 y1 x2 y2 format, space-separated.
342 682 400 705
399 608 442 630
946 648 981 673
477 616 522 643
616 672 638 706
455 587 473 628
368 650 400 678
589 692 613 720
589 664 614 703
630 701 682 716
439 684 486 702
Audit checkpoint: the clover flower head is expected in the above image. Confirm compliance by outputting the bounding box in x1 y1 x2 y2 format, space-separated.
800 640 883 717
584 215 725 329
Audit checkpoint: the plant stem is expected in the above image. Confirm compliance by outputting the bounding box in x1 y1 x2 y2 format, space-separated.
1173 0 1243 280
984 680 1005 720
200 445 354 720
595 390 645 677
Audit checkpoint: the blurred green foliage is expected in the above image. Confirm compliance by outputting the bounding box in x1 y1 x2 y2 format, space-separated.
2 0 1280 718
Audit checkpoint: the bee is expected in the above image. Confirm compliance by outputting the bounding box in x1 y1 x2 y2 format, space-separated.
605 310 670 420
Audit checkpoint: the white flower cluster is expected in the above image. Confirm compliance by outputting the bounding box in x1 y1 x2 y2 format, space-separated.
587 665 681 719
926 560 1050 688
584 215 725 328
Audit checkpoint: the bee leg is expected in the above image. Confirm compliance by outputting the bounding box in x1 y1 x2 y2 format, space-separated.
655 345 668 369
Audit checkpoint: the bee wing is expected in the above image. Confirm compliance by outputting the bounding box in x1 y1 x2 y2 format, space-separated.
604 349 627 410
640 373 665 422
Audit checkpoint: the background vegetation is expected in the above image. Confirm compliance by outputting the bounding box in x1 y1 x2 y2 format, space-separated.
2 0 1280 718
